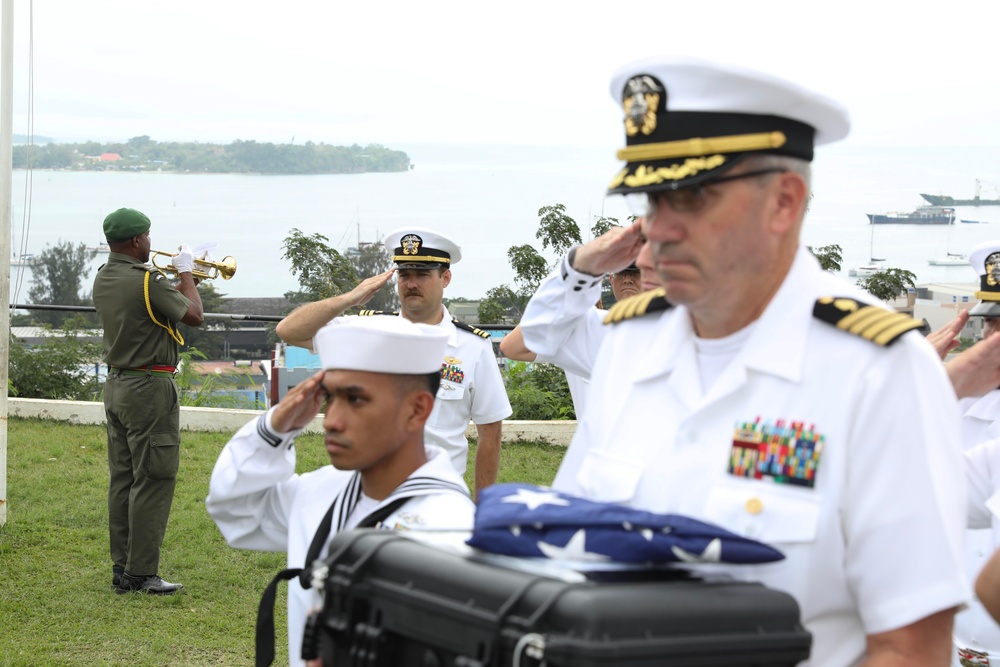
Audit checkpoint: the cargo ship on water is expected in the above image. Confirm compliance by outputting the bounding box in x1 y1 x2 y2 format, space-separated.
867 205 955 225
920 179 1000 206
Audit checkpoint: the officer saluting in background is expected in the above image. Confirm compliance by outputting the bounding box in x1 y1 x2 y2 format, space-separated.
92 207 204 594
520 58 967 665
276 227 511 499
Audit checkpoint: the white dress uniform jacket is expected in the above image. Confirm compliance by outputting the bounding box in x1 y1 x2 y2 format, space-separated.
956 391 1000 666
522 246 968 667
205 409 476 667
399 306 511 475
533 307 607 417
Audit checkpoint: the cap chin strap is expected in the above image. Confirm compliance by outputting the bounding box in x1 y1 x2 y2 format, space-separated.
144 271 185 345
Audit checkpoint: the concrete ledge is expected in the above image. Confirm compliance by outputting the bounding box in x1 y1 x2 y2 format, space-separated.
9 398 574 447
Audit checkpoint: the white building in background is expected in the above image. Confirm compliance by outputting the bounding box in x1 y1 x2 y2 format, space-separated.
898 282 982 340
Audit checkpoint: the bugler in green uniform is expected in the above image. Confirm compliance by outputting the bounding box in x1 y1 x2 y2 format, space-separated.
92 207 204 595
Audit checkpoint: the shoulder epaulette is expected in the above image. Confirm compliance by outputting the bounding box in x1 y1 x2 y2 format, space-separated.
357 309 398 317
453 319 490 339
604 288 672 325
813 296 922 347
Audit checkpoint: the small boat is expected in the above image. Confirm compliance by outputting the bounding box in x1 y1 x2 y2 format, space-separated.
11 253 34 267
961 220 988 224
848 263 883 278
849 224 885 277
90 242 110 253
867 205 956 225
928 253 969 266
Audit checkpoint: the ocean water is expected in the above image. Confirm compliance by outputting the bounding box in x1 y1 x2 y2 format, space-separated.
9 143 1000 304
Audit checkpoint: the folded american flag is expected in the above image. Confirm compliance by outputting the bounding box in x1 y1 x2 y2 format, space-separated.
466 483 783 564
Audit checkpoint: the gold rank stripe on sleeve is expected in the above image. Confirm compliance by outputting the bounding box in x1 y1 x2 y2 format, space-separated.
812 297 923 346
604 288 672 325
357 310 398 317
453 319 490 339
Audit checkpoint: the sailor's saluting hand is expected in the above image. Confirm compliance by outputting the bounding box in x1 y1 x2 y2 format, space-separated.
570 219 645 277
270 371 326 433
345 268 396 307
274 269 397 350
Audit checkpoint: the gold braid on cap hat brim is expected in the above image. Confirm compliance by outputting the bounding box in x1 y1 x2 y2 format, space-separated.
393 254 451 264
975 291 1000 302
616 131 787 162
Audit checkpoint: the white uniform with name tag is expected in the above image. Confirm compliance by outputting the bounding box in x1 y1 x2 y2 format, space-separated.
955 391 1000 667
409 306 511 476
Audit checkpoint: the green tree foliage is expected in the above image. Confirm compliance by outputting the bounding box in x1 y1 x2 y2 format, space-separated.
9 322 103 400
349 242 399 312
536 204 583 255
503 361 575 420
478 286 520 325
12 137 411 174
592 216 625 238
857 268 917 302
508 245 548 296
281 228 360 305
27 240 98 327
807 244 843 272
478 205 628 323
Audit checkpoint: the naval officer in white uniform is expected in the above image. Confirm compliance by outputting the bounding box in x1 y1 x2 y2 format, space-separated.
954 241 1000 667
275 227 512 499
520 57 967 667
206 316 475 667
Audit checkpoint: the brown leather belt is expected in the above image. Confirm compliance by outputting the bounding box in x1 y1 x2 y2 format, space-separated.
110 364 177 378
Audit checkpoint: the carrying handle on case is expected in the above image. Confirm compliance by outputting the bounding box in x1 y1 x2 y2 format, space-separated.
512 633 547 667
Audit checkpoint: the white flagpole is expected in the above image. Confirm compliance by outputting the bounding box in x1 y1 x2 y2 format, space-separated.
0 0 14 527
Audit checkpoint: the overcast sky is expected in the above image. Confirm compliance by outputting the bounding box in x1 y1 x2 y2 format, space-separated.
5 0 1000 148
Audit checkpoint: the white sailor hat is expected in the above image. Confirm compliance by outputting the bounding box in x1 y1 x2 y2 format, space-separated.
314 316 448 375
383 227 462 269
607 56 851 195
968 240 1000 317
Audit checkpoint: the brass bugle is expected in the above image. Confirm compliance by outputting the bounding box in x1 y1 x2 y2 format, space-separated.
151 250 237 281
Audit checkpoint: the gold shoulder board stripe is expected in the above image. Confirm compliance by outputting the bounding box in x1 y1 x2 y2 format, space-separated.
358 310 395 317
812 297 921 347
604 288 672 325
452 319 490 338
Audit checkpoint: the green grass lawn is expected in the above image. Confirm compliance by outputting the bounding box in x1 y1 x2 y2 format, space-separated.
0 417 564 666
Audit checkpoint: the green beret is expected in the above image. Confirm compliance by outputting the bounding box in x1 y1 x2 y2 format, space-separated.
103 208 150 242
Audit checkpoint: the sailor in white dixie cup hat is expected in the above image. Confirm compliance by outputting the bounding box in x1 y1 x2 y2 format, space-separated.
519 56 966 667
374 226 511 498
206 316 475 667
952 240 1000 667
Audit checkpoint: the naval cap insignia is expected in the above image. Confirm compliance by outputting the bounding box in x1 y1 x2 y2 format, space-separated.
401 234 422 256
623 74 664 138
986 252 1000 287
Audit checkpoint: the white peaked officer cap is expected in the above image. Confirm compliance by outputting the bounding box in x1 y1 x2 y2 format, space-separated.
968 240 1000 317
606 56 851 195
383 227 462 269
314 316 449 375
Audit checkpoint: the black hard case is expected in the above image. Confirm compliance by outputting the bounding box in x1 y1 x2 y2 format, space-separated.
313 530 811 667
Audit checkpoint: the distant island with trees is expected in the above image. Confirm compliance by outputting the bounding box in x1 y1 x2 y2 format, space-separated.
11 135 411 175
